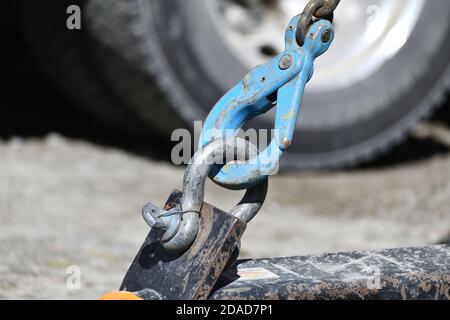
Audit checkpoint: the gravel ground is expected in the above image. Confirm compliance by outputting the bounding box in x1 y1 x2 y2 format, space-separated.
0 134 449 299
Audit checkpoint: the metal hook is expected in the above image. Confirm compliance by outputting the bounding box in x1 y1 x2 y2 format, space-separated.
200 17 334 191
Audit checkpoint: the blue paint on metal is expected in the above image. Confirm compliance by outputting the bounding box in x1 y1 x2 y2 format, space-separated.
200 16 334 190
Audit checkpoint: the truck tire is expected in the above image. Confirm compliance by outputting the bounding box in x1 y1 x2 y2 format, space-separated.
19 0 450 169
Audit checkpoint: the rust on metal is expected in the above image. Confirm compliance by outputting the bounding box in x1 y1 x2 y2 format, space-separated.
120 191 247 300
211 245 450 300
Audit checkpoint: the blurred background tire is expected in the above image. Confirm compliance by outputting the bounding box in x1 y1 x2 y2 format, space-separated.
17 0 450 169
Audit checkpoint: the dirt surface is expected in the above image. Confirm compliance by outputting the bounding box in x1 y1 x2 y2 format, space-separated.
1 134 450 299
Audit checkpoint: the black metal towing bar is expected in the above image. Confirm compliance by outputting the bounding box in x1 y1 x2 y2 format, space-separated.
210 245 450 300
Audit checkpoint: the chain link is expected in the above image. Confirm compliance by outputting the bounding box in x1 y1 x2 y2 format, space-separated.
296 0 340 46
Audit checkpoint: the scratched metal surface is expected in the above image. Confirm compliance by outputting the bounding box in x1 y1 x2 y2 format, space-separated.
211 245 450 300
120 191 246 300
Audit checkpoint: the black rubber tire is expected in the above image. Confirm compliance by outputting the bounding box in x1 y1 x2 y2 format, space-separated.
18 0 450 169
17 0 184 139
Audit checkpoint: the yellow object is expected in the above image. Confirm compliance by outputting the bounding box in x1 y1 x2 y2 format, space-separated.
99 291 142 300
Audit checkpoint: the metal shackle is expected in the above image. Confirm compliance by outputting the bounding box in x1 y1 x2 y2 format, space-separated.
162 137 268 253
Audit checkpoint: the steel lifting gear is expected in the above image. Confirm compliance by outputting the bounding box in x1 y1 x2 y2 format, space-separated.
200 15 334 190
118 138 268 300
104 0 338 300
142 138 268 253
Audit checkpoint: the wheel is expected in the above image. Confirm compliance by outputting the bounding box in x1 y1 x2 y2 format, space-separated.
17 0 185 138
19 0 450 169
